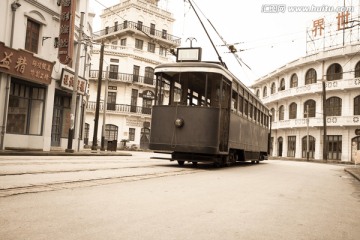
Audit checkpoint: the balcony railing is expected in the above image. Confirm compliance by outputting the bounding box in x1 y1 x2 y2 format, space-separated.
272 115 360 129
89 70 155 86
262 77 360 104
87 101 152 115
93 21 181 45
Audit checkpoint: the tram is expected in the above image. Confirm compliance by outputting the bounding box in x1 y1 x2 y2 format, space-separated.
149 50 271 166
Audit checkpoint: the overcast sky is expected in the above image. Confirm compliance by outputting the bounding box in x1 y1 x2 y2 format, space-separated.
89 0 355 86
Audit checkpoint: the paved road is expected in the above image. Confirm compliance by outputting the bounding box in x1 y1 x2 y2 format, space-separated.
0 153 359 240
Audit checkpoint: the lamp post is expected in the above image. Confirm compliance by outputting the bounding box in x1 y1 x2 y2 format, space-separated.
100 67 109 151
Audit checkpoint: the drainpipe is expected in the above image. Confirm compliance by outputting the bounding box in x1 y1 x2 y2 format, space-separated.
0 1 21 150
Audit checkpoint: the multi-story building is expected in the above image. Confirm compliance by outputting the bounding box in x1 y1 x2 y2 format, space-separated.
251 22 360 162
85 0 181 150
0 0 93 151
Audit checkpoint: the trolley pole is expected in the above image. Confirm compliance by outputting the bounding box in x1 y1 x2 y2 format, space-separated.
66 12 84 153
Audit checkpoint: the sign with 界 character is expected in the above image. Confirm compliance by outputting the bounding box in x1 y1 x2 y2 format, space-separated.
58 0 75 65
0 42 55 85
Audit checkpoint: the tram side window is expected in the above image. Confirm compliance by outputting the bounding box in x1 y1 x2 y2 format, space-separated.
239 95 243 113
244 100 248 116
231 90 238 112
249 103 253 118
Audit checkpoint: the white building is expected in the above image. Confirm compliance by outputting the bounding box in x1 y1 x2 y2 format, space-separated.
251 41 360 162
85 0 180 150
0 0 93 151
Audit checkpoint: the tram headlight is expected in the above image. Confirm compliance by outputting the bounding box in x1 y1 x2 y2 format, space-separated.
174 118 184 128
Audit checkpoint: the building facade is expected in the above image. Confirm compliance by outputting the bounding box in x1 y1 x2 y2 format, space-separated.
251 43 360 162
85 0 181 150
0 0 93 151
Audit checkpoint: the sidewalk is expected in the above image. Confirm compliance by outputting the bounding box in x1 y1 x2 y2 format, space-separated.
0 149 132 156
344 166 360 181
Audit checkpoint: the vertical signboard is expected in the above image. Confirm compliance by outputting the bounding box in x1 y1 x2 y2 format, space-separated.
58 0 75 65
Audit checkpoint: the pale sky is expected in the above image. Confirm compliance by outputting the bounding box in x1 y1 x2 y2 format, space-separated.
89 0 355 86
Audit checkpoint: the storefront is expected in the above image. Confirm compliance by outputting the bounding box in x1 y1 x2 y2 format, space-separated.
0 41 54 150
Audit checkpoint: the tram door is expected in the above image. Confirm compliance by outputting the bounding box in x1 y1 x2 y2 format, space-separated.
219 79 231 152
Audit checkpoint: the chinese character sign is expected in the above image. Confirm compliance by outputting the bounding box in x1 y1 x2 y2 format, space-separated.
60 68 87 95
58 0 75 65
0 42 54 85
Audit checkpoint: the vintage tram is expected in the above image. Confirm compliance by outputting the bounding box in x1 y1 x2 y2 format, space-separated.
149 58 271 166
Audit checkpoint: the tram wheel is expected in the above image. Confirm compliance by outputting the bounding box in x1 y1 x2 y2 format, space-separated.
177 160 185 166
192 162 198 166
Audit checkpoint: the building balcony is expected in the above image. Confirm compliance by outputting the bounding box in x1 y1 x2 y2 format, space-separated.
87 101 152 115
93 20 181 46
272 115 360 130
262 77 360 104
89 70 156 87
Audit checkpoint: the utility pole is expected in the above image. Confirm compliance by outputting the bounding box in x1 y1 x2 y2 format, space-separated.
65 12 84 153
322 79 328 162
100 67 109 151
306 105 309 161
91 41 105 150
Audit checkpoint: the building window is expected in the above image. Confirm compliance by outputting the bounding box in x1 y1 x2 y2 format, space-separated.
150 23 155 35
133 65 140 82
279 78 285 91
271 82 276 94
131 89 138 113
305 68 317 84
135 39 143 50
7 80 45 135
25 19 40 53
84 123 89 145
147 42 155 53
105 124 118 140
114 21 118 31
327 135 342 160
304 99 316 118
159 46 166 56
255 89 260 97
287 136 296 157
137 21 143 31
279 105 284 120
144 67 154 85
302 135 315 159
326 97 342 116
162 29 167 39
129 128 135 141
278 137 283 157
111 40 117 50
355 95 360 115
107 92 116 110
263 86 267 97
355 61 360 78
326 63 343 81
290 74 298 88
120 38 127 46
109 64 118 79
289 102 297 119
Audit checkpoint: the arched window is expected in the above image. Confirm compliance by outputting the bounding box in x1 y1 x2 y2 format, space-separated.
256 89 260 97
144 67 154 85
105 124 118 140
290 74 298 88
355 61 360 78
354 95 360 115
279 78 285 91
304 99 316 118
271 82 276 94
326 97 342 116
263 86 267 97
326 63 342 81
302 135 315 159
305 68 317 85
289 102 297 119
279 105 284 120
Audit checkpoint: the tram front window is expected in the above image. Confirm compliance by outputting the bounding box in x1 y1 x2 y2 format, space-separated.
159 72 225 107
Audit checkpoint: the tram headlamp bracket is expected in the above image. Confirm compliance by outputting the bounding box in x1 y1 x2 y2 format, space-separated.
174 118 184 128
